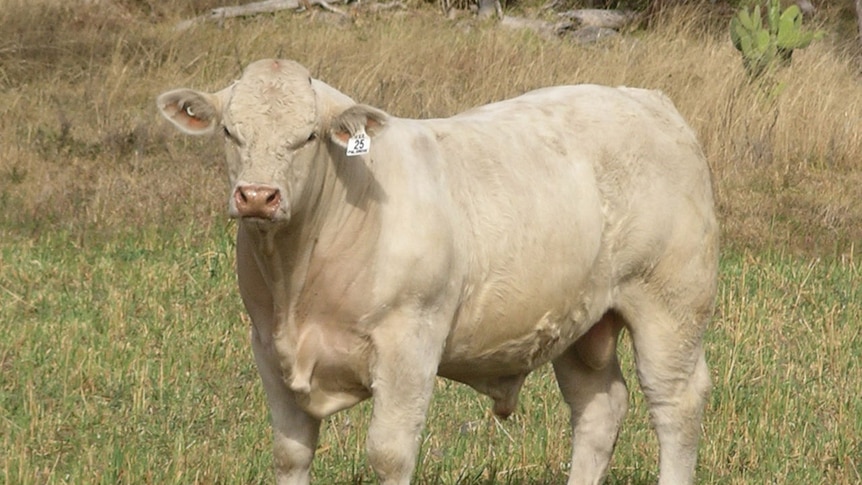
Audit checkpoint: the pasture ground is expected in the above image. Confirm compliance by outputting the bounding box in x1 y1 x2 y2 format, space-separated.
1 1 860 483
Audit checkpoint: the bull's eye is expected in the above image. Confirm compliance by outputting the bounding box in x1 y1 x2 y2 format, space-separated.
307 132 317 142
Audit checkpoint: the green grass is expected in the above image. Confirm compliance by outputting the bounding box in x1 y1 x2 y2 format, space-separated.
2 224 860 484
1 224 269 484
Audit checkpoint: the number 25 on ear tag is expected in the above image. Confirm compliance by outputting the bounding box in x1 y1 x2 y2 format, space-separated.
346 130 370 156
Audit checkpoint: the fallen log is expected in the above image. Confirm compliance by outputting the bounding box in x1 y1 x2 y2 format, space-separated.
366 1 407 13
500 15 618 44
557 8 638 30
175 0 347 31
500 15 571 40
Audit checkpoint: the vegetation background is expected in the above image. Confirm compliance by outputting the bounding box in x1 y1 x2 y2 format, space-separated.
1 0 859 483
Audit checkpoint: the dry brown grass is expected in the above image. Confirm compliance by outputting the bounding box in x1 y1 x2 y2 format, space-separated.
1 1 860 256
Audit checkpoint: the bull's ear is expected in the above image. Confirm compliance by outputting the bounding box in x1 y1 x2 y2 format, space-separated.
156 88 221 135
329 104 389 148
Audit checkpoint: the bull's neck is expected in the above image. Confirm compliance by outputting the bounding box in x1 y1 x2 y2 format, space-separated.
297 141 384 249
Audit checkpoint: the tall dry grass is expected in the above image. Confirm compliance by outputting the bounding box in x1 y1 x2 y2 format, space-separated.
1 1 859 255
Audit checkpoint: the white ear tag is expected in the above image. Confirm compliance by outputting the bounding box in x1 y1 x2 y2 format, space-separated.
346 129 370 156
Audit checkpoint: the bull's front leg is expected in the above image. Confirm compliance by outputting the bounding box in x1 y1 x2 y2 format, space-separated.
252 327 321 485
365 309 449 485
238 228 321 485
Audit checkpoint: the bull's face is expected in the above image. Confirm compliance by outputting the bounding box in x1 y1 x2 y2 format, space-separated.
157 59 325 224
158 59 389 225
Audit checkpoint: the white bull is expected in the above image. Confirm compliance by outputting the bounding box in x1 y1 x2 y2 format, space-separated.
157 58 718 485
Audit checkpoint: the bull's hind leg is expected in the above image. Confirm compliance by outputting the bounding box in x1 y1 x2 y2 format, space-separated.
618 284 712 485
553 312 628 485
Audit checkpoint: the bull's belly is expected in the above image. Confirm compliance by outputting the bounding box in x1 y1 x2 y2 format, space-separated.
437 308 594 380
433 275 612 418
438 212 611 381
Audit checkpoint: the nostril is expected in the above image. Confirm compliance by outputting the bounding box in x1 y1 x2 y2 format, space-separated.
233 184 281 219
234 187 248 206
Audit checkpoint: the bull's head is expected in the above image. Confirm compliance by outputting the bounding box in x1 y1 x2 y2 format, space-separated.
157 59 386 224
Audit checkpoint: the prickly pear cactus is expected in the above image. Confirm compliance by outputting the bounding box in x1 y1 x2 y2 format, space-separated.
730 0 822 78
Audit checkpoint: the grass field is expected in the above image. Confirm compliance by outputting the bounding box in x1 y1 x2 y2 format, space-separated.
1 1 861 484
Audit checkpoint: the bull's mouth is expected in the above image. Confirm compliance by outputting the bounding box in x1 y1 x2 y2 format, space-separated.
232 213 282 223
229 209 291 224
